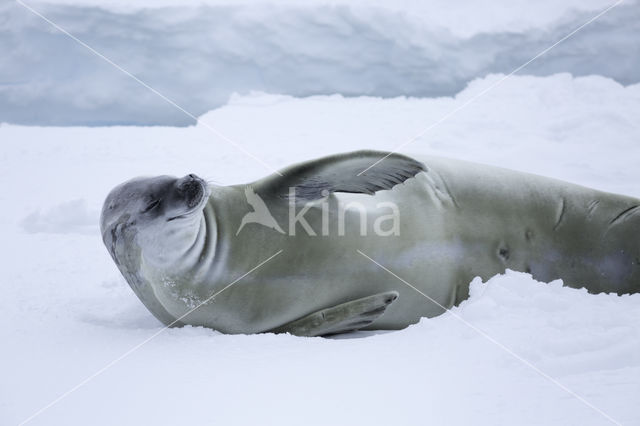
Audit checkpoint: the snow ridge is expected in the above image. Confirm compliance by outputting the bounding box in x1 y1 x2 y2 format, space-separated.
1 1 639 125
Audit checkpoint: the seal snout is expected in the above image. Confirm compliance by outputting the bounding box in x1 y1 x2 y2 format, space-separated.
177 174 207 209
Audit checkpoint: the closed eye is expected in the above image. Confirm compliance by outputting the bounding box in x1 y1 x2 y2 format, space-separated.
142 199 160 213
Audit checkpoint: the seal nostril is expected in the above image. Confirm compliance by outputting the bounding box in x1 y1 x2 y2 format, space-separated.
188 174 196 180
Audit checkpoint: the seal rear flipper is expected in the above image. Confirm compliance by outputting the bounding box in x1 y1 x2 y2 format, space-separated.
261 150 425 201
269 291 399 337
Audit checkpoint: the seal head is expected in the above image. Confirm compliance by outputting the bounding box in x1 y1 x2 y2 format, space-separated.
100 174 210 326
100 174 209 264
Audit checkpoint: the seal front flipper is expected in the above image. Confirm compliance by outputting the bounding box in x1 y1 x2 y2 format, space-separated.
262 150 426 201
269 291 399 337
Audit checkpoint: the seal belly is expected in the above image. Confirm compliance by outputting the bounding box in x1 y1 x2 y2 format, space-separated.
194 181 457 332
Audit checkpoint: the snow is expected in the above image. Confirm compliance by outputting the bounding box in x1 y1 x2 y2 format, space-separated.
2 73 640 425
21 199 98 235
2 0 639 125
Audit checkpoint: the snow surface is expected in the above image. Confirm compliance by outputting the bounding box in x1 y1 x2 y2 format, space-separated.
2 74 640 425
2 0 639 125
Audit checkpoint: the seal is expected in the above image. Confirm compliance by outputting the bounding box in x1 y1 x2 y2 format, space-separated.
101 151 640 336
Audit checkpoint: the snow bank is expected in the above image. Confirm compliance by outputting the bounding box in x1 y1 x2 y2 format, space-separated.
463 271 640 376
2 74 640 424
2 0 639 125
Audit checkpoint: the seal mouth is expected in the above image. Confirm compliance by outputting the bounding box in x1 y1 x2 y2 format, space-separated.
167 175 210 222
